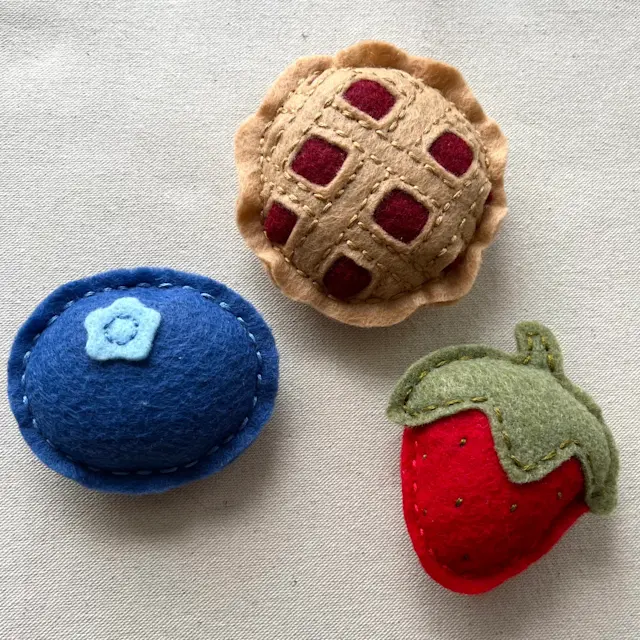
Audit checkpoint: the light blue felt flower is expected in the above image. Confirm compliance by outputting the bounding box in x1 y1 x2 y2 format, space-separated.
84 297 161 362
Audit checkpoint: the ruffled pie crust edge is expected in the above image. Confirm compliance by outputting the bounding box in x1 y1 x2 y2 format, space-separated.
235 41 508 327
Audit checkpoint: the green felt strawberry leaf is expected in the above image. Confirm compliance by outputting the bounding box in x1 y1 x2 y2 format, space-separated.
387 322 619 514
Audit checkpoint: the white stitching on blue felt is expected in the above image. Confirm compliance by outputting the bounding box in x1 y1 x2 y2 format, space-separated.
84 297 161 362
20 282 263 476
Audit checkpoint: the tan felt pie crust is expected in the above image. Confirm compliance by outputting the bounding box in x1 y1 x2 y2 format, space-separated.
235 41 508 327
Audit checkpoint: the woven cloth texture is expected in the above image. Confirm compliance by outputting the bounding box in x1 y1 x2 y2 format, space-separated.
0 1 639 639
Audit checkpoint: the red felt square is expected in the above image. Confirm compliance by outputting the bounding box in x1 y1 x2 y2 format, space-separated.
343 79 396 120
323 256 372 300
373 189 429 243
264 202 298 245
429 132 474 177
291 137 347 186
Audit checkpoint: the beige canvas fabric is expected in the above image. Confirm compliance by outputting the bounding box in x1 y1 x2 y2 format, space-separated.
2 3 639 638
236 41 508 327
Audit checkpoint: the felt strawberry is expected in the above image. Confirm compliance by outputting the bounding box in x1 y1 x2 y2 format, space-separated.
387 322 619 594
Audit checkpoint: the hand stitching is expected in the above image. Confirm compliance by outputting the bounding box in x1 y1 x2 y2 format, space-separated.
259 67 338 192
258 66 493 304
406 395 590 476
342 237 408 289
348 67 420 133
401 355 595 477
409 178 488 259
327 70 485 188
312 117 446 207
313 172 424 272
292 115 482 262
21 283 263 476
415 183 489 273
520 331 556 371
263 174 489 301
445 111 491 172
261 68 479 266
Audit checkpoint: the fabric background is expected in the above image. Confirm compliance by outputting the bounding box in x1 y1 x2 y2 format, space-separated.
0 1 638 638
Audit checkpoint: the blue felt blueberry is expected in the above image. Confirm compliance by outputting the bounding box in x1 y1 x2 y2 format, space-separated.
7 267 279 494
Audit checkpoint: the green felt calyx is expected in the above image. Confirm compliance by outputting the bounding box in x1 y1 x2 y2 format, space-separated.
387 322 619 514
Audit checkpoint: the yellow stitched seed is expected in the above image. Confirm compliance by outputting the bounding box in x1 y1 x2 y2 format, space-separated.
471 396 488 403
425 405 438 411
541 451 557 461
455 498 463 507
510 504 518 512
435 360 449 368
559 440 573 449
522 355 532 365
527 335 534 350
445 399 462 406
541 335 549 349
494 407 504 423
510 455 525 469
522 463 537 471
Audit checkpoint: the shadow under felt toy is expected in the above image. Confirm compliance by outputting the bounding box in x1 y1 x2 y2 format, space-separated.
387 322 619 594
7 267 279 494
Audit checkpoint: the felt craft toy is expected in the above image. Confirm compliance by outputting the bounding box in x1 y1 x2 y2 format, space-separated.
7 267 279 494
235 41 508 327
387 322 619 594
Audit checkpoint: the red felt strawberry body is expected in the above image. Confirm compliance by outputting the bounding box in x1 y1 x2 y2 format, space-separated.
401 409 588 594
388 322 619 594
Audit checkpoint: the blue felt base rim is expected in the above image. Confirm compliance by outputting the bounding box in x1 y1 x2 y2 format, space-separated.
7 267 279 494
